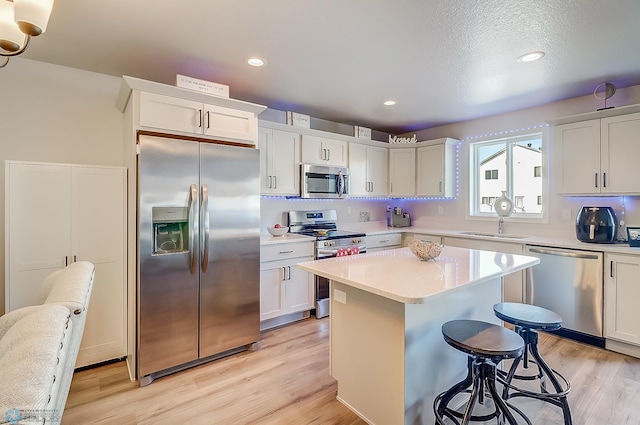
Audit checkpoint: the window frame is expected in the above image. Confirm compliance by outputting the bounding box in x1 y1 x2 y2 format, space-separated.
467 127 549 223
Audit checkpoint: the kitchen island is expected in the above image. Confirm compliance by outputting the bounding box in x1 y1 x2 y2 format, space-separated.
297 246 539 425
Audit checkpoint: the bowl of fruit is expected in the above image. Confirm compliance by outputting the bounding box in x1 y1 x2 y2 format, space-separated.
267 224 289 237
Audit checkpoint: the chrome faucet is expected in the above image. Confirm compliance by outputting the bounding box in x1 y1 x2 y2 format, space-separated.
498 216 504 234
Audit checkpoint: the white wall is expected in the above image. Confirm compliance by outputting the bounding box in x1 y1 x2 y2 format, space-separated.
0 58 124 314
400 85 640 240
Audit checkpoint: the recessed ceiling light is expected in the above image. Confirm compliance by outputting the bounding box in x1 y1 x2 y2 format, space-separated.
517 51 545 63
247 57 266 67
384 100 397 106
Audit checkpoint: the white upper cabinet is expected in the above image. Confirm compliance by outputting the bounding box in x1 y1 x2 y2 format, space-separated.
348 143 388 197
388 148 416 197
259 128 300 196
139 92 258 144
554 112 640 195
301 134 347 167
416 138 456 197
117 76 266 146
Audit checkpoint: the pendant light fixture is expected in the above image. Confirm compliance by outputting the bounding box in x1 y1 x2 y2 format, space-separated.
0 0 54 68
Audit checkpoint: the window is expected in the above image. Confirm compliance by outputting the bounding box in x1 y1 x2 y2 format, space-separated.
470 132 544 218
485 169 499 180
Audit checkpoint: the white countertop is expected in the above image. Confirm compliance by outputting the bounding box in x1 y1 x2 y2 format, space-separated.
340 221 640 255
260 233 315 246
297 246 539 304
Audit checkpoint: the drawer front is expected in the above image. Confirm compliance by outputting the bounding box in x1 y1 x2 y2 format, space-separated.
261 242 314 262
367 233 402 249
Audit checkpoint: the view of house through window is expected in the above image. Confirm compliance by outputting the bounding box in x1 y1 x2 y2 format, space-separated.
470 132 543 217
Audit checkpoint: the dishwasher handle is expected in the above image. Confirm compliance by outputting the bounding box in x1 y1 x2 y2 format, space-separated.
527 247 600 260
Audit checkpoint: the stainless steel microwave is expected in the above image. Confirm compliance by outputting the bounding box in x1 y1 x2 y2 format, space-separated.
301 164 349 199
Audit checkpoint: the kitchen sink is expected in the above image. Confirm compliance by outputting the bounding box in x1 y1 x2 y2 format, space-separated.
458 231 529 240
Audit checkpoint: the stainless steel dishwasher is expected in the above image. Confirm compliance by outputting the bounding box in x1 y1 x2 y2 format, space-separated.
524 245 604 347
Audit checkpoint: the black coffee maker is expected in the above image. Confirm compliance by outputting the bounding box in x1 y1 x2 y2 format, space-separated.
576 207 617 243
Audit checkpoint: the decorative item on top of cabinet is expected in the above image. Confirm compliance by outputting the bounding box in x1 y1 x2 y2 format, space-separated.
416 138 457 197
552 111 640 195
260 241 315 330
604 253 640 347
5 161 127 368
301 134 347 167
349 142 388 197
258 128 300 196
388 148 416 197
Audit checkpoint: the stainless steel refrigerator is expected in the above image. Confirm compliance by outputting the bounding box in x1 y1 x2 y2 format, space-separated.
138 134 260 385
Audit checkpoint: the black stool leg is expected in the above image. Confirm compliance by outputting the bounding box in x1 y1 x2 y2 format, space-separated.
527 336 572 425
435 357 474 425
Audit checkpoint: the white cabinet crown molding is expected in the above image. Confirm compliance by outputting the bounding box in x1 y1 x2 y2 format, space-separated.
547 103 640 126
117 75 266 115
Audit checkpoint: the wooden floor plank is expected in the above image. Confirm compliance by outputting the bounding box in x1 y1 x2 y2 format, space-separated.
63 318 640 425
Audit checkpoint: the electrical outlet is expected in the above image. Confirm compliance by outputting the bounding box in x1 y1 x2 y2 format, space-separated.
437 206 444 215
562 208 572 221
359 211 370 222
334 289 347 304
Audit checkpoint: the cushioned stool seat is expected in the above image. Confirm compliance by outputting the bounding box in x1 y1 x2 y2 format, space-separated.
494 302 572 425
433 320 531 425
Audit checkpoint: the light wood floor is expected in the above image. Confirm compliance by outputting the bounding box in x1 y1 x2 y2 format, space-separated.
63 318 640 425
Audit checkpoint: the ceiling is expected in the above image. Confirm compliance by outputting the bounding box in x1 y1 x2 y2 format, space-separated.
18 0 640 134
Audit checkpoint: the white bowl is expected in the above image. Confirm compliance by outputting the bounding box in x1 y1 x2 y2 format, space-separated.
409 240 443 261
267 226 289 237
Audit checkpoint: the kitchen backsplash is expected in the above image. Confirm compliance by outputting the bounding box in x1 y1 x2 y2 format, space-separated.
260 195 640 242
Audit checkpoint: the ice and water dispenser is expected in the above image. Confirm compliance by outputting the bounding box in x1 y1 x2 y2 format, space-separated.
152 207 189 254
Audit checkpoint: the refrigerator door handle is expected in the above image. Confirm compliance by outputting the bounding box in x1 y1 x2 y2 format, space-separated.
201 184 210 273
188 184 198 274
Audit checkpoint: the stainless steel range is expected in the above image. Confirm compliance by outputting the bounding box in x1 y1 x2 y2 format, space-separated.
288 209 366 318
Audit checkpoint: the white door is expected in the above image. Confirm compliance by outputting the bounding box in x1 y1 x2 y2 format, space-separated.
72 166 127 367
389 149 416 197
554 119 601 194
284 263 314 313
6 163 72 311
348 143 369 196
139 91 202 134
417 144 444 196
270 130 300 196
605 254 640 345
368 146 388 197
601 112 640 194
259 265 285 320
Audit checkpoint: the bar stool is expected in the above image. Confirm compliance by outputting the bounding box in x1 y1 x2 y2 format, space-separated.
433 320 532 425
493 302 572 425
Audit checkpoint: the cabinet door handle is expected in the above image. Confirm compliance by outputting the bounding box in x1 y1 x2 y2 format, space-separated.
73 255 77 263
439 181 443 193
273 176 277 189
370 181 373 192
327 149 330 161
278 250 294 254
282 267 287 281
595 173 598 188
198 109 203 128
603 172 607 188
610 260 614 278
268 175 272 188
65 256 68 267
206 111 210 129
287 266 291 280
380 239 389 243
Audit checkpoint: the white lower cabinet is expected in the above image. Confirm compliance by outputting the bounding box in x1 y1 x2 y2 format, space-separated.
366 233 402 252
605 253 640 345
443 237 524 303
5 161 127 367
260 241 314 326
